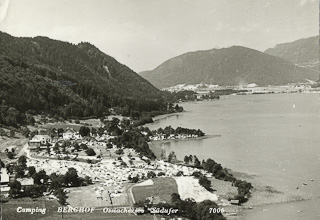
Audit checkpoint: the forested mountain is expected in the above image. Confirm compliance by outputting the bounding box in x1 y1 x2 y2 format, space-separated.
0 32 169 127
140 46 318 88
265 35 319 71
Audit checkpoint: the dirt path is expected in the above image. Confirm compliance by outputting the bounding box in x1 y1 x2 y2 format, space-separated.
17 143 29 157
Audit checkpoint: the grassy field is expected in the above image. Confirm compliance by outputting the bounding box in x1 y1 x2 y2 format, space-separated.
0 135 28 153
0 133 28 162
67 185 129 207
209 177 238 199
38 119 101 131
132 177 178 204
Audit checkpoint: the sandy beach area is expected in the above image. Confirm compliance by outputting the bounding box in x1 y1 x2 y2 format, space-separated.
174 176 218 202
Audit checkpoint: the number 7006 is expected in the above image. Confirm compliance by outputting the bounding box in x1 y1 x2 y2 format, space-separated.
209 208 224 213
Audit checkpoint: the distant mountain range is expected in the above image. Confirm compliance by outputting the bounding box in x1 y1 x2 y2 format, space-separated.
140 40 318 88
0 31 167 125
265 35 319 71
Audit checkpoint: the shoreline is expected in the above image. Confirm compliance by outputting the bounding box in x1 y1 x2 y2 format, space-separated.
149 140 311 215
144 93 319 219
229 170 310 208
148 134 220 144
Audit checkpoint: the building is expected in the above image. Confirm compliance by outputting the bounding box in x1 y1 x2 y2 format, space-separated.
0 168 9 185
63 130 74 140
29 135 52 151
16 178 34 187
230 199 240 205
63 129 82 140
1 168 10 193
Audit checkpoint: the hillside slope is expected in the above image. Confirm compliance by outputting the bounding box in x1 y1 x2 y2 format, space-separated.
140 46 318 88
265 35 319 71
0 31 168 126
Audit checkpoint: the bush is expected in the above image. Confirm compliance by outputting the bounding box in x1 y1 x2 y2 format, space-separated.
147 171 156 179
131 176 139 183
157 172 165 177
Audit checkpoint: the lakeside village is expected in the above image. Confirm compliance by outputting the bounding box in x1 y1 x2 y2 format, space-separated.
164 81 320 101
0 115 252 219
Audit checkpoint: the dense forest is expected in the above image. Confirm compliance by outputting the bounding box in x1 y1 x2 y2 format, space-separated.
0 32 175 127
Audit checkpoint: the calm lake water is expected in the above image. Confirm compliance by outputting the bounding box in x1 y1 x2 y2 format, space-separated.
147 93 320 220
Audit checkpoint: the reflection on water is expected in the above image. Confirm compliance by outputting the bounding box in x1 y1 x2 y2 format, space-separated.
150 138 206 160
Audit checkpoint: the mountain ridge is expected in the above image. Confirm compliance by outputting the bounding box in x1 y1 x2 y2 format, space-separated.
265 35 319 70
139 45 318 88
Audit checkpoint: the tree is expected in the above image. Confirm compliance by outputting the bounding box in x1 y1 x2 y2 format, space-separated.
54 188 68 205
0 128 6 137
32 170 49 185
21 127 30 138
65 168 82 187
53 143 60 154
18 155 27 168
91 128 97 136
79 126 90 137
80 143 88 150
9 180 21 198
85 148 96 156
57 128 64 136
234 194 248 203
168 151 176 163
7 151 15 159
157 172 165 177
194 155 201 168
73 143 80 151
131 176 139 183
176 171 184 176
184 155 190 164
171 193 181 204
14 165 25 178
192 171 203 178
147 171 156 179
9 129 15 137
44 143 50 154
84 176 92 185
57 175 68 187
0 159 5 168
6 163 15 174
27 166 36 177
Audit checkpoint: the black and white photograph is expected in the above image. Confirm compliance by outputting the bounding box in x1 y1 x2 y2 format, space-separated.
0 0 319 219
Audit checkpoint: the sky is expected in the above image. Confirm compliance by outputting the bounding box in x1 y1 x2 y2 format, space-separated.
0 0 318 72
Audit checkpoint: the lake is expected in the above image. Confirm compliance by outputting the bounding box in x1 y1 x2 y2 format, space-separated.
147 93 320 220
